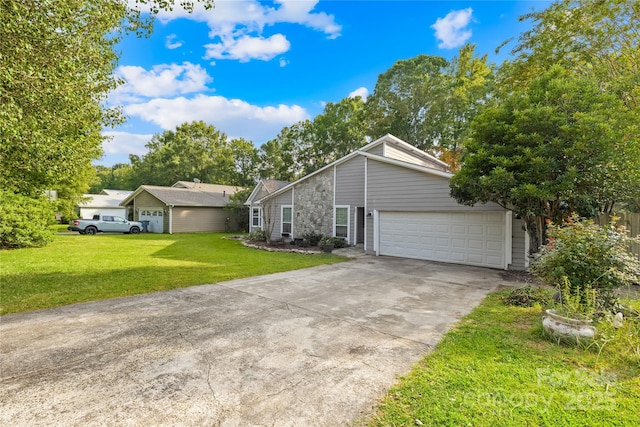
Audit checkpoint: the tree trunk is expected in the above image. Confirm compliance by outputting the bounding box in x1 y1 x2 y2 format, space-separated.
525 215 547 256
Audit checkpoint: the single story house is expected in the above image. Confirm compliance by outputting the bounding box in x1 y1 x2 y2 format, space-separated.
247 134 527 270
77 189 133 219
120 181 244 233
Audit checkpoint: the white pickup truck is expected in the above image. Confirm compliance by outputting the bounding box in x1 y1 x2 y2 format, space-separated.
68 215 143 235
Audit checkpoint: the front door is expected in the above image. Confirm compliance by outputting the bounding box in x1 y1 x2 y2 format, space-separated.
139 209 164 233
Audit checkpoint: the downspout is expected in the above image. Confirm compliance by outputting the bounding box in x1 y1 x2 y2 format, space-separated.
333 165 337 238
169 205 173 234
373 210 380 256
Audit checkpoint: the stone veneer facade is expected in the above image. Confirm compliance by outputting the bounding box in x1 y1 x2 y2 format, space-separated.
293 168 334 239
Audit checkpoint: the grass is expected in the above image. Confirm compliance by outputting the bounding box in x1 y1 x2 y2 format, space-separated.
0 232 347 315
369 290 640 427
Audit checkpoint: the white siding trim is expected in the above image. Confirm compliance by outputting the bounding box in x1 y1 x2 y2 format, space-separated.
505 211 513 269
334 205 350 242
373 210 380 255
352 208 357 246
333 165 337 209
281 205 293 237
169 207 173 234
251 207 263 229
364 158 368 251
291 187 295 236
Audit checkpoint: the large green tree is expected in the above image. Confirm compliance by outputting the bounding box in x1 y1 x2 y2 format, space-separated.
450 66 639 253
300 96 368 175
503 0 640 211
0 0 212 247
507 0 639 110
130 121 237 186
1 0 124 197
365 44 493 169
258 123 306 182
89 164 137 193
1 0 212 197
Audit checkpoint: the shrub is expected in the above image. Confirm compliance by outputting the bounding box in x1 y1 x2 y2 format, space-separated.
530 215 640 314
502 285 553 307
248 228 266 242
0 190 55 249
302 231 323 246
320 236 347 249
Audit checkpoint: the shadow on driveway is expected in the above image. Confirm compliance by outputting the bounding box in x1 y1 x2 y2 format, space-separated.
0 256 521 426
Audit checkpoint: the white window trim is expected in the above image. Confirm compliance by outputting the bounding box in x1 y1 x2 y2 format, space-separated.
251 207 262 229
281 205 293 237
334 205 350 242
505 211 513 270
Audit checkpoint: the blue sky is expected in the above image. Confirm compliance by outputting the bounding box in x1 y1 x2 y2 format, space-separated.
102 0 550 166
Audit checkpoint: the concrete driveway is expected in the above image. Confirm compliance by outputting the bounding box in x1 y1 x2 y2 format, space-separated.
1 256 518 426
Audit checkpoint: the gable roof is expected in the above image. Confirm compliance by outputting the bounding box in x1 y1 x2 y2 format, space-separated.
120 182 244 208
256 134 453 203
100 189 133 197
360 134 450 170
79 194 129 209
245 179 290 205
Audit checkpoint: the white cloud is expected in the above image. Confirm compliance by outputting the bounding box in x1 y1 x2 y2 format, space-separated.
165 34 183 49
431 8 473 49
279 57 290 67
111 62 212 102
348 87 369 101
101 131 152 160
204 34 291 62
124 94 309 143
136 0 341 62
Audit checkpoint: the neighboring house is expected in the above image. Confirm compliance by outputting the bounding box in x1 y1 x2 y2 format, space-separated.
78 189 133 219
120 181 244 233
244 179 290 233
247 134 527 270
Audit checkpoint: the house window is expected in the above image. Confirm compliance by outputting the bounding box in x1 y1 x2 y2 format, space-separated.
252 207 262 228
281 206 292 236
335 206 349 239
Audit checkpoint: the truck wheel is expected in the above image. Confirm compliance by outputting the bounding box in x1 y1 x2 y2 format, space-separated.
129 227 140 234
85 226 97 235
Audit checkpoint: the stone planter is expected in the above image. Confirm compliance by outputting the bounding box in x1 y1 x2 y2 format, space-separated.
542 309 596 343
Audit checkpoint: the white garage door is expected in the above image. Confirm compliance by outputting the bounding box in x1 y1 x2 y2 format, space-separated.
379 211 506 269
139 209 164 233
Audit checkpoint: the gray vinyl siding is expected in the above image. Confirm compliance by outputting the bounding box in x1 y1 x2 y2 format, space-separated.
335 156 365 205
366 144 385 156
264 190 293 242
384 144 448 171
365 216 374 254
510 218 527 270
364 159 504 255
367 160 504 212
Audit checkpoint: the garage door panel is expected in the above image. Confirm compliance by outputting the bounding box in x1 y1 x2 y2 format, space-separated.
451 225 466 234
379 212 505 269
451 238 466 248
468 239 484 249
487 241 504 251
468 225 484 235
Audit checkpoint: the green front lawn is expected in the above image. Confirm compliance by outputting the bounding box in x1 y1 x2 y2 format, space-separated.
0 233 346 315
369 291 640 426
